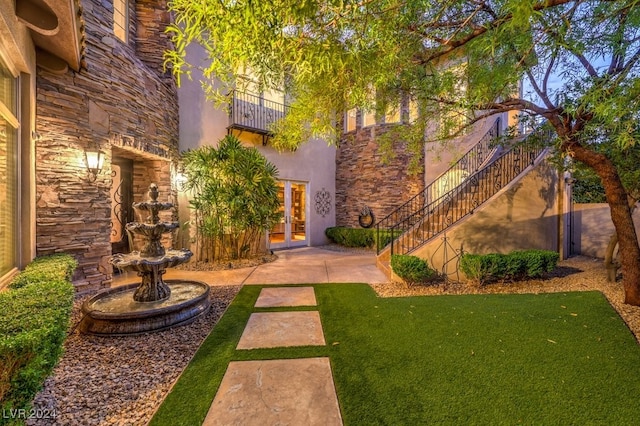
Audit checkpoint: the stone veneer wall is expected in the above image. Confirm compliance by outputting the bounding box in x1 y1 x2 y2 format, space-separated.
336 123 424 228
135 0 173 80
35 0 179 293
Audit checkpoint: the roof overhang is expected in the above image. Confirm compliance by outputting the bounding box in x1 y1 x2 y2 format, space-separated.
15 0 83 73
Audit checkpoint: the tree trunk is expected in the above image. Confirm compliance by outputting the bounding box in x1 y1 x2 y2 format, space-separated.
572 144 640 305
603 200 636 282
604 233 619 282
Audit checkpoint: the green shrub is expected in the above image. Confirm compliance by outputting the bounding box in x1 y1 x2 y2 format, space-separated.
0 254 76 421
375 230 394 251
325 227 373 248
9 253 77 289
390 255 436 286
325 227 393 250
460 250 559 284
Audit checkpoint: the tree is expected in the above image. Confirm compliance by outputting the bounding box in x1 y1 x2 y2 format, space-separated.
165 0 640 304
182 135 281 261
572 143 640 281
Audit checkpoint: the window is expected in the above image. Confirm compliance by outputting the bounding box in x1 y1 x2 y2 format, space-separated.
384 104 401 124
408 99 419 123
345 108 357 132
236 71 286 106
362 109 376 127
439 63 468 137
0 55 18 279
230 69 287 135
114 0 128 43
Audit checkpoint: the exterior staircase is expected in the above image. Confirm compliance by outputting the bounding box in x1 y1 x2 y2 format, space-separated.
376 121 551 280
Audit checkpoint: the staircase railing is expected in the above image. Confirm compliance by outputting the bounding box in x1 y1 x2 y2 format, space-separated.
425 118 502 206
375 117 501 253
378 125 552 256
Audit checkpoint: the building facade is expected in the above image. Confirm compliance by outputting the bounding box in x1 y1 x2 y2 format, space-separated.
178 43 337 251
0 0 84 287
1 1 570 293
0 0 181 292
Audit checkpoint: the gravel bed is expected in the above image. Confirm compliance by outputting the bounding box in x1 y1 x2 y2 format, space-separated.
175 254 277 271
27 285 240 426
371 255 640 342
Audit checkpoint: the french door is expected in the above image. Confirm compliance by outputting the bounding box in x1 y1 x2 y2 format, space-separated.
110 158 134 255
269 181 308 249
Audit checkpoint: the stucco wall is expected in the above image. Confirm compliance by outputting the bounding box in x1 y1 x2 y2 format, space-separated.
35 0 179 292
571 203 640 259
177 43 337 248
424 116 504 186
412 160 561 276
0 0 36 73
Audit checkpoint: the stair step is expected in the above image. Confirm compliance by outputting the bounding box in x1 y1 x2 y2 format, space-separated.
376 259 392 280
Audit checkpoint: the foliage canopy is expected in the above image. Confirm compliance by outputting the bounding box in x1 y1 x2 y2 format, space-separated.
166 0 639 151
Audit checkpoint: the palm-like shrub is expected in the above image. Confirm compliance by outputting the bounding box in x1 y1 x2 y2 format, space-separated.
182 135 281 260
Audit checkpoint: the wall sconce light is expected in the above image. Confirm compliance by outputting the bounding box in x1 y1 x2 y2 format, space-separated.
174 172 188 192
84 146 105 182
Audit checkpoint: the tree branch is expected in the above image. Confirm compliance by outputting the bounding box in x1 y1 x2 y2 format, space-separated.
418 0 577 64
527 68 556 111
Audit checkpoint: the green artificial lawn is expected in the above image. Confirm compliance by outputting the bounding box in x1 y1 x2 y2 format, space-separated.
150 284 640 425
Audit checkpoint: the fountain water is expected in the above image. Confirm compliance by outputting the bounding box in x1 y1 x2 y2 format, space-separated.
79 183 211 335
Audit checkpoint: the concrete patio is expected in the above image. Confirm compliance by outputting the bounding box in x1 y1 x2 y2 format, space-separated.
112 246 387 287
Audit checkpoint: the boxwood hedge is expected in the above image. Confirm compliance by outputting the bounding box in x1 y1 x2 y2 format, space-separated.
460 250 559 285
325 226 393 250
390 255 437 286
1 254 76 422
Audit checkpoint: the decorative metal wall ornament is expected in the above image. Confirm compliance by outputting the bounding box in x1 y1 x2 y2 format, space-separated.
314 188 332 217
429 233 463 283
358 205 375 228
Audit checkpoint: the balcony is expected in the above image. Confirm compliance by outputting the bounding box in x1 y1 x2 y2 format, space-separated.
228 90 288 143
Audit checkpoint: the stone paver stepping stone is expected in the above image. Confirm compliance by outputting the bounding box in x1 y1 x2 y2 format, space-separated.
237 311 326 349
255 286 317 307
202 357 343 426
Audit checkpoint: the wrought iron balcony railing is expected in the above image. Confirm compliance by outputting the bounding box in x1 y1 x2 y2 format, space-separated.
228 90 288 137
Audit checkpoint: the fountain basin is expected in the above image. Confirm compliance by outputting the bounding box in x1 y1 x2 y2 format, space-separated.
79 280 211 336
111 249 192 271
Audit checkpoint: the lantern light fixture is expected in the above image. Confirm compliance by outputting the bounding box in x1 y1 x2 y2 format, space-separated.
84 145 105 182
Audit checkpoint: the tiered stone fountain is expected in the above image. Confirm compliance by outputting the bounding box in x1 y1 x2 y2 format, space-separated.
79 183 211 335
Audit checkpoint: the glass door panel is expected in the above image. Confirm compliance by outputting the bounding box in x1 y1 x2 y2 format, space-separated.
290 183 306 244
269 181 307 248
269 183 286 246
110 158 134 255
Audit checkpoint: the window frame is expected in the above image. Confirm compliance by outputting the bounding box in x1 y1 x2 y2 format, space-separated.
0 51 20 284
344 108 357 133
113 0 129 43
